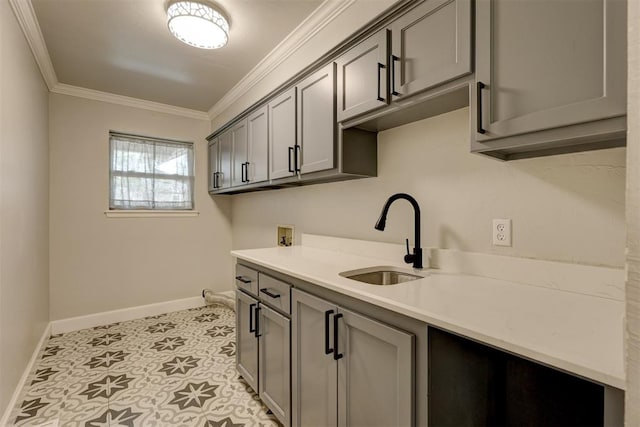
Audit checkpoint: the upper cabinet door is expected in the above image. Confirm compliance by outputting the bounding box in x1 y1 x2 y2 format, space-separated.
231 119 248 187
207 138 219 192
475 0 626 141
218 129 233 189
297 63 336 175
269 88 297 180
390 0 471 100
247 106 269 184
336 29 389 122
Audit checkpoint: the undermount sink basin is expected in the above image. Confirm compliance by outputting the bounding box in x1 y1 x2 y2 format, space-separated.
339 266 425 285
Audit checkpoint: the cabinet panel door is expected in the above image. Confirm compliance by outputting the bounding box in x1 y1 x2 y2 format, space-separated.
247 106 269 184
259 304 291 426
337 307 414 427
236 290 259 392
218 129 233 189
297 63 336 175
231 119 248 187
336 29 389 122
291 289 338 427
207 139 219 192
475 0 626 141
390 0 471 100
269 88 297 180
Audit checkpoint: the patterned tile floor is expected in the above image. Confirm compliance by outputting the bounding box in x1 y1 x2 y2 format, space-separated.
8 304 280 427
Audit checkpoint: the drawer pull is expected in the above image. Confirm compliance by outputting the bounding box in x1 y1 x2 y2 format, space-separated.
235 276 251 284
260 288 281 299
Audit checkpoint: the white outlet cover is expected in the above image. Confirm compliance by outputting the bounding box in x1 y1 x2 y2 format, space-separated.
492 219 512 247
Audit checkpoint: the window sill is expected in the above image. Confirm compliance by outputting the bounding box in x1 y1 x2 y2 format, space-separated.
104 210 200 218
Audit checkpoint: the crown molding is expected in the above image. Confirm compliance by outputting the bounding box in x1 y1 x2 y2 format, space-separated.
207 0 357 120
51 84 210 120
8 0 58 90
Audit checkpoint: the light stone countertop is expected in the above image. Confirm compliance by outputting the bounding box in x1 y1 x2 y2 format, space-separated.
231 235 625 390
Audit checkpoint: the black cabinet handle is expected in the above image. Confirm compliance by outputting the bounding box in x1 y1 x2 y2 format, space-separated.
325 309 334 355
477 81 486 134
254 306 261 338
376 63 385 102
244 162 250 182
294 145 301 173
333 313 344 360
213 172 218 189
259 288 281 299
288 147 294 173
391 55 400 96
240 162 246 183
235 276 251 284
249 303 256 333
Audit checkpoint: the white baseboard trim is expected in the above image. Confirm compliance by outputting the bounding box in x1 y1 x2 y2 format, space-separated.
50 296 205 335
0 322 52 426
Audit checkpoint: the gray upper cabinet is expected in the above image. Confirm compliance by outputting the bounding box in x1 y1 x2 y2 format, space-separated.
291 288 414 427
389 0 471 100
259 304 291 426
218 129 233 189
247 106 269 184
269 87 297 180
207 138 219 192
336 29 389 122
472 0 627 158
297 63 336 175
231 119 248 187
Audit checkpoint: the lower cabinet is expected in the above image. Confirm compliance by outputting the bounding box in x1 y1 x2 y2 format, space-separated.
259 304 291 425
236 287 291 426
291 288 415 427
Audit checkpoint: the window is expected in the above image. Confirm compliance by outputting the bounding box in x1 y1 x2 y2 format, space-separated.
109 132 194 210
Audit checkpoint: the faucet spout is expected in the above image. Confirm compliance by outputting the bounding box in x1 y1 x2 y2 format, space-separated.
374 193 423 269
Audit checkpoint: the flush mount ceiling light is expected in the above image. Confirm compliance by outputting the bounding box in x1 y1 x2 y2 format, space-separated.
167 1 229 49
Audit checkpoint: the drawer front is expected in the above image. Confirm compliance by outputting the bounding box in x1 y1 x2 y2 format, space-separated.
236 264 259 296
258 273 291 315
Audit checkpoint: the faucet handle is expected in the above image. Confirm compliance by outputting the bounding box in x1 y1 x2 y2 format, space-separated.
404 238 415 264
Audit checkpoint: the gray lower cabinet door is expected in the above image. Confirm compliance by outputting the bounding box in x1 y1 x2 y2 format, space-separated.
231 119 248 187
236 290 259 392
474 0 626 141
337 307 414 427
269 88 297 180
296 63 336 175
207 138 219 192
218 129 233 189
247 105 269 184
390 0 471 100
336 29 389 122
258 304 291 426
291 289 338 427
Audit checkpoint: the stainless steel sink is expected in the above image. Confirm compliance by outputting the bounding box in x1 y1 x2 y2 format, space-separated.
339 266 424 285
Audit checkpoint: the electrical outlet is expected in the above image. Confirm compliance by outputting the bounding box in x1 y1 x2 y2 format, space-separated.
492 219 512 247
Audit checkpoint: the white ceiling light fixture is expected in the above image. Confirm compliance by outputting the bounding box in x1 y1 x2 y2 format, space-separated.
167 1 229 50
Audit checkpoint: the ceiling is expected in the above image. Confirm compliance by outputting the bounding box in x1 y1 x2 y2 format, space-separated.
31 0 323 112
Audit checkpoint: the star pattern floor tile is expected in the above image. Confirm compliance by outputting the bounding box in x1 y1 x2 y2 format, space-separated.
7 304 280 427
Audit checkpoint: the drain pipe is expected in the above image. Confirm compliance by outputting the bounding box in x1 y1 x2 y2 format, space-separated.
202 289 235 311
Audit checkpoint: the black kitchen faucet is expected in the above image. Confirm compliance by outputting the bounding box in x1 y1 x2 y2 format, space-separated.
374 193 423 269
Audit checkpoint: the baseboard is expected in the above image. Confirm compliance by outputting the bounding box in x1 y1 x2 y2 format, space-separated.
0 322 52 426
50 296 205 335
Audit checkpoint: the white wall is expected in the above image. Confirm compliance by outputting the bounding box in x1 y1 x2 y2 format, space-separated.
232 108 626 268
49 93 232 320
0 0 50 415
626 0 640 422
